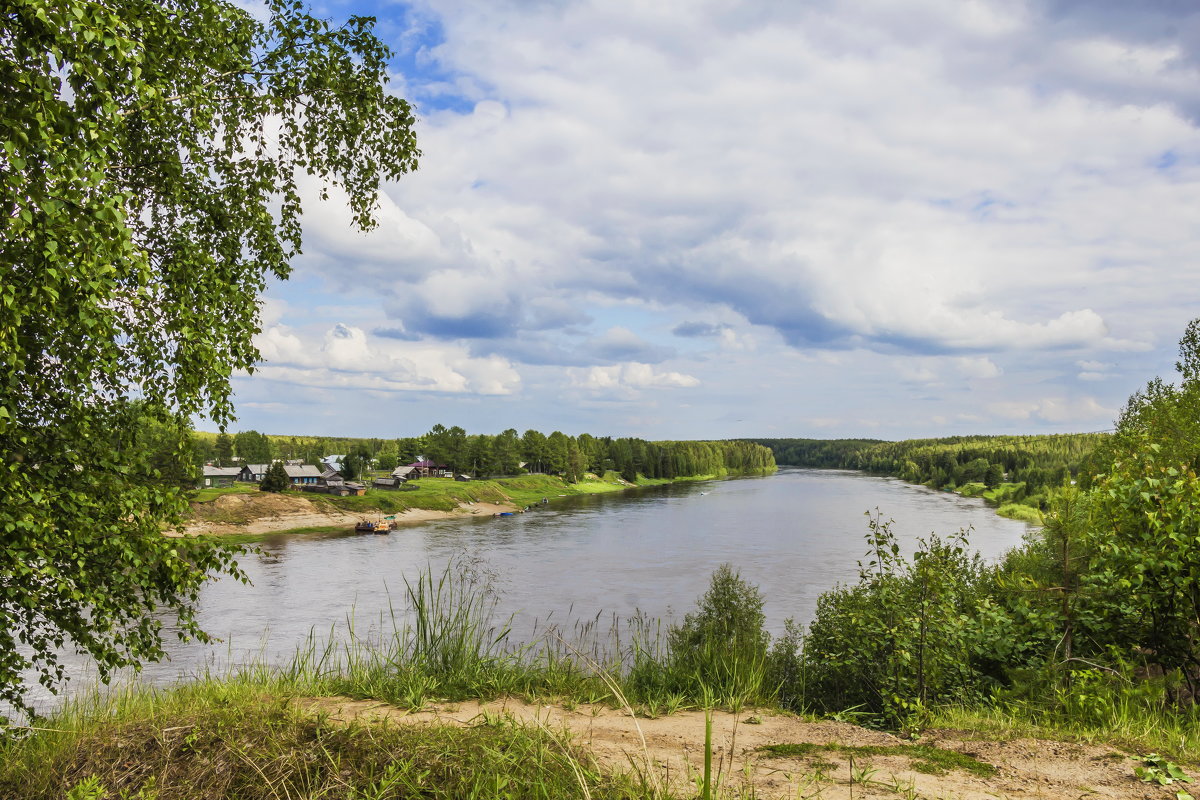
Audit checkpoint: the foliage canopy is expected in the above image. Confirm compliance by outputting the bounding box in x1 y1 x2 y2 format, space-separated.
0 0 418 711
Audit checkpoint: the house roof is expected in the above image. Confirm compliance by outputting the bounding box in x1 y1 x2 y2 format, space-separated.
243 463 321 478
392 466 415 478
202 466 242 477
284 465 322 478
407 460 447 468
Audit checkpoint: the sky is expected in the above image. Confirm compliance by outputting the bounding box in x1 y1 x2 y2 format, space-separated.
225 0 1200 442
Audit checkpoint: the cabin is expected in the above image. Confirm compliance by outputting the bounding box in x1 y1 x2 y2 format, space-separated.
391 465 415 480
404 459 451 479
284 464 322 486
372 477 406 490
454 474 472 482
238 463 322 486
238 464 269 483
199 466 241 488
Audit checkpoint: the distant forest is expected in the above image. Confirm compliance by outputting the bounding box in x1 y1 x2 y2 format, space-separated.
750 433 1108 510
194 425 776 483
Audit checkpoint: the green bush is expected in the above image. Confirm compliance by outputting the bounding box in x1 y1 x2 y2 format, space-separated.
802 513 988 727
629 564 771 707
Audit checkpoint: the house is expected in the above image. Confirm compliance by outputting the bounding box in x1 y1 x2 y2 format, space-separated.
373 477 406 490
321 455 345 473
453 473 472 482
404 459 451 479
238 463 322 486
238 464 270 482
283 464 322 486
199 466 241 488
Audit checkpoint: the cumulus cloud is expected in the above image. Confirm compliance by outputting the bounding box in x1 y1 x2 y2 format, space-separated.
254 322 520 395
987 396 1113 425
568 362 700 396
235 0 1200 435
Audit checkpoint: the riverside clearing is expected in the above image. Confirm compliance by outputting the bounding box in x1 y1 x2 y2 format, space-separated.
296 695 1143 799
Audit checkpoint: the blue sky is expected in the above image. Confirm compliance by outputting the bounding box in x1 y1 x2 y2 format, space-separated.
226 0 1200 441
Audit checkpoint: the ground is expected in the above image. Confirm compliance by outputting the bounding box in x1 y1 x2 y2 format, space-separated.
176 489 516 536
294 696 1159 799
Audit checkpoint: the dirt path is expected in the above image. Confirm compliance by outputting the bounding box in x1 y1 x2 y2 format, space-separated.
294 696 1153 799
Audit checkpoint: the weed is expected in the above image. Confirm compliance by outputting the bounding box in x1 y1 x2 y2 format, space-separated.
1134 753 1193 790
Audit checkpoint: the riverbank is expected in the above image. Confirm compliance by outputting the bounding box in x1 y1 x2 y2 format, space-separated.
178 471 726 538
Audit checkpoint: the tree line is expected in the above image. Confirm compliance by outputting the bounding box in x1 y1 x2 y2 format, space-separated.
197 424 776 483
750 432 1107 510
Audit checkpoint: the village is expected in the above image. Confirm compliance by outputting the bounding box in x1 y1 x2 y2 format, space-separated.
197 456 460 496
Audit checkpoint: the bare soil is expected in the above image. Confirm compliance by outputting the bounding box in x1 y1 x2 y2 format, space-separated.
293 696 1158 799
176 492 515 536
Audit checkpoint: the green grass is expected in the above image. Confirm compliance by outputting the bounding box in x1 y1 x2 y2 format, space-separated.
189 482 258 502
996 503 1044 524
929 699 1200 764
0 683 658 800
757 742 996 777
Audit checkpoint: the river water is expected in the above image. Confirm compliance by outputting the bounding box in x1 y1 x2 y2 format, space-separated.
36 468 1032 709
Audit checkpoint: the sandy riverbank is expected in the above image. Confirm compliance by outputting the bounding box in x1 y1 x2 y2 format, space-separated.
174 492 520 537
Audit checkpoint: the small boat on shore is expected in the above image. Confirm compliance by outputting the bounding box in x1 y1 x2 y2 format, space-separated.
354 519 392 534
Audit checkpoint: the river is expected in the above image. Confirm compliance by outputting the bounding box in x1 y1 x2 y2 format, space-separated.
34 468 1033 710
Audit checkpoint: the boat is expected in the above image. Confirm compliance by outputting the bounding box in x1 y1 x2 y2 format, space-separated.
497 511 514 517
354 519 392 534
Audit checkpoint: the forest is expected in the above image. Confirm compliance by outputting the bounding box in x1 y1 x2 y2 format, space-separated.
751 431 1107 516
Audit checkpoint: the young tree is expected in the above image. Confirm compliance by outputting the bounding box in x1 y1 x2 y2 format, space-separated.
0 0 418 711
259 461 290 493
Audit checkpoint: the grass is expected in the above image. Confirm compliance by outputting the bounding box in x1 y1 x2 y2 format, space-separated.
757 742 995 777
996 503 1044 524
0 683 657 800
189 482 259 502
929 700 1200 764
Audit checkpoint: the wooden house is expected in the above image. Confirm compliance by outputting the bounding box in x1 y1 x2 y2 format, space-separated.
200 466 241 488
238 463 321 486
404 459 451 479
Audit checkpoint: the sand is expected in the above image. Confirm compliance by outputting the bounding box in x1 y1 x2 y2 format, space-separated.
175 492 519 536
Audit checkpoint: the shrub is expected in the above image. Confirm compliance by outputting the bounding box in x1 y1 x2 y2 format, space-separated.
259 461 290 492
803 512 988 727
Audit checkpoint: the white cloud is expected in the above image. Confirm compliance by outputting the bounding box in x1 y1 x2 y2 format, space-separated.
233 0 1200 436
253 323 520 396
987 396 1113 426
568 362 700 396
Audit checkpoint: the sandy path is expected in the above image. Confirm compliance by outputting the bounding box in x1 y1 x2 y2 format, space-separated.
293 696 1149 799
